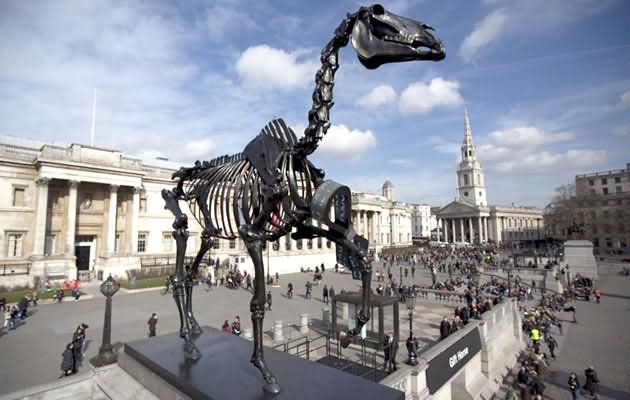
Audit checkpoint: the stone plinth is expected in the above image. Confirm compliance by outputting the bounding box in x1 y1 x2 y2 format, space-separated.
563 240 598 280
121 326 404 400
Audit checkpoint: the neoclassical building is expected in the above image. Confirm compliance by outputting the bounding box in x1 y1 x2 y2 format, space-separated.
351 181 413 254
435 111 543 244
0 137 338 286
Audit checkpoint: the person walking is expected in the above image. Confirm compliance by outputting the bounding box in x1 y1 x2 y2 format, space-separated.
323 285 329 304
266 291 272 311
530 327 541 351
583 366 599 398
222 320 230 333
60 343 75 378
383 334 398 372
568 372 580 400
148 313 158 337
231 316 241 336
287 282 293 299
546 335 557 360
305 281 312 299
72 337 83 374
594 287 601 304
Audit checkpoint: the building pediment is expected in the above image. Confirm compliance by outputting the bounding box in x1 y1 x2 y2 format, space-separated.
436 200 481 217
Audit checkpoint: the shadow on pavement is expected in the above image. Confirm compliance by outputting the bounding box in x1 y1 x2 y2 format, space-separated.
547 369 630 400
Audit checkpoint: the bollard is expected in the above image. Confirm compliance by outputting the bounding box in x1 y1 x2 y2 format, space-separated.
273 320 284 342
244 327 253 340
322 308 330 324
299 313 309 335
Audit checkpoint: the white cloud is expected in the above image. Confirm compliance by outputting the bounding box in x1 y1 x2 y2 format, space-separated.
618 91 630 109
494 149 607 173
488 126 575 147
426 136 460 155
236 45 318 91
390 158 417 169
318 124 377 160
398 78 464 114
184 138 217 159
612 124 630 137
459 9 508 63
205 4 258 41
357 85 397 109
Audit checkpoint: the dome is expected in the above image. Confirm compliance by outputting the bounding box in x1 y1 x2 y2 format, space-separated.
383 180 394 188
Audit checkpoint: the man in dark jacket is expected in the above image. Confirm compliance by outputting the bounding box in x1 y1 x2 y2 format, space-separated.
584 366 599 397
148 313 158 337
546 335 557 359
266 291 272 311
60 343 75 378
383 334 398 372
439 317 451 340
323 285 329 304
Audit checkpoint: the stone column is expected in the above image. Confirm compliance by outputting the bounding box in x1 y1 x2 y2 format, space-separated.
32 177 51 256
484 217 489 242
477 217 482 243
106 185 118 255
443 219 448 243
468 218 473 243
65 180 79 254
451 219 456 243
459 219 464 243
131 187 141 254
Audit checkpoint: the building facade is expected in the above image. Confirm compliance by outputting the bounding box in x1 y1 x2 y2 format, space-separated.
435 111 543 244
546 162 630 254
0 137 338 287
410 204 436 240
351 181 413 254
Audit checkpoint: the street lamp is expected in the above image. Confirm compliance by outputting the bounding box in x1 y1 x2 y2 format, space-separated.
90 274 120 367
405 290 416 334
405 290 418 365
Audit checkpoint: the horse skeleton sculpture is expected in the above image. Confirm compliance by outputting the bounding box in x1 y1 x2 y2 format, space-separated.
162 4 445 394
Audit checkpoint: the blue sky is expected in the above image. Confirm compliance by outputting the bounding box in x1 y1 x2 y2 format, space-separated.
0 0 629 208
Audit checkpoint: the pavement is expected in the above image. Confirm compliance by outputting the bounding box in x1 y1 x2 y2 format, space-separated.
0 264 454 395
538 262 630 400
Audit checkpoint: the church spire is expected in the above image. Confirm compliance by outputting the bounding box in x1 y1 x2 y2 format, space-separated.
456 108 487 206
461 108 476 162
464 107 473 147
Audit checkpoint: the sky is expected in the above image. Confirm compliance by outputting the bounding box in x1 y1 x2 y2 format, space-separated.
0 0 629 208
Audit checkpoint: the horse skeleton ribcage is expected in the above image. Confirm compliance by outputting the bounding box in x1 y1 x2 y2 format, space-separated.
181 148 316 240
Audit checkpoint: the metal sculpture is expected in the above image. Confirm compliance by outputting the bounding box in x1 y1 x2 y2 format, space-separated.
162 4 445 394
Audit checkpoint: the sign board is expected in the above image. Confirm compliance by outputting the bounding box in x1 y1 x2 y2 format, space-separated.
425 328 482 394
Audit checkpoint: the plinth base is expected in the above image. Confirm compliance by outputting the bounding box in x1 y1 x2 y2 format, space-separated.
121 326 404 400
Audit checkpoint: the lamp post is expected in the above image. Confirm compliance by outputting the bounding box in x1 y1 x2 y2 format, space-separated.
405 290 417 365
90 274 120 367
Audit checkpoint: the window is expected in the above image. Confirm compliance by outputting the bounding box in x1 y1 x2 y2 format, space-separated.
588 179 594 186
285 238 291 251
45 233 56 256
115 233 121 253
614 176 621 183
326 240 332 249
272 241 279 251
463 174 469 185
616 186 622 193
603 187 608 195
229 239 236 249
601 178 607 185
464 191 469 197
479 191 482 196
213 239 220 249
162 232 173 252
7 233 23 257
137 232 147 252
317 237 322 249
140 198 147 213
307 239 313 249
13 187 25 207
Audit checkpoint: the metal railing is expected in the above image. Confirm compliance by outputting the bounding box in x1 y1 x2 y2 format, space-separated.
1 263 31 276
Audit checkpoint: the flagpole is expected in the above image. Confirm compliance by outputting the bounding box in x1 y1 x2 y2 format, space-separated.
90 88 96 147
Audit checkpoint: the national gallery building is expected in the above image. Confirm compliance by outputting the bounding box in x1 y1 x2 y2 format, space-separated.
435 112 544 244
0 137 412 286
